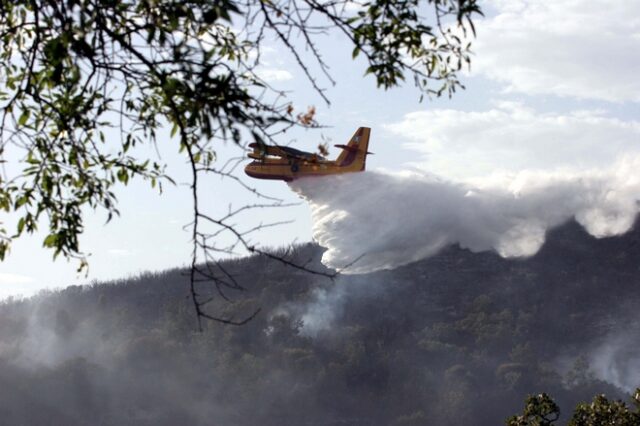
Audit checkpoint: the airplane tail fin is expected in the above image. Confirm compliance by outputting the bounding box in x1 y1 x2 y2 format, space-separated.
334 127 371 171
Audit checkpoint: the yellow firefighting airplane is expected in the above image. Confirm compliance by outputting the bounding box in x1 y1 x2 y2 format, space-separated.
244 127 372 181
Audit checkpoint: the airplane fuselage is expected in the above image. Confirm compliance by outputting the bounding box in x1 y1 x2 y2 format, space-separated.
245 158 362 181
244 127 371 182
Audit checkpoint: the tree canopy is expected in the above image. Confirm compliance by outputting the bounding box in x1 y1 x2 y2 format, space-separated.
507 390 640 426
0 0 481 322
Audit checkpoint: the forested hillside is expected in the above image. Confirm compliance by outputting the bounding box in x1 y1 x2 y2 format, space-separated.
1 220 639 425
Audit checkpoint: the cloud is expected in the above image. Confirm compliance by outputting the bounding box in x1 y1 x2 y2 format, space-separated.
343 1 366 13
256 68 294 82
385 102 640 179
243 45 292 82
0 273 36 300
474 0 640 102
107 248 134 257
290 159 640 274
0 273 34 286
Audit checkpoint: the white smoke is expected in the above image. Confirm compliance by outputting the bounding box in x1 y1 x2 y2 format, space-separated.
589 334 640 392
298 285 347 336
289 156 640 274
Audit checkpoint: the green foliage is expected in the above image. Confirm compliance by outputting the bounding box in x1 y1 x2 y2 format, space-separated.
569 391 640 426
353 0 481 96
506 393 560 426
0 0 481 268
507 390 640 426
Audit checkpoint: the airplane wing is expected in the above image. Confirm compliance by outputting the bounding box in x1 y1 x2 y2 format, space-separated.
277 146 321 161
248 143 323 161
248 142 285 159
334 144 358 152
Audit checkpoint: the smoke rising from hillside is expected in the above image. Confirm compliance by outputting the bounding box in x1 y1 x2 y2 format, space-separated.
2 226 640 424
590 334 640 392
290 156 640 274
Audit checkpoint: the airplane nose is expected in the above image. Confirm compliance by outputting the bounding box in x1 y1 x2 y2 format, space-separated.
244 163 261 178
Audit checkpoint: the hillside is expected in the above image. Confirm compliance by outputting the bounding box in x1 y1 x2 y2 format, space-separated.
1 220 639 425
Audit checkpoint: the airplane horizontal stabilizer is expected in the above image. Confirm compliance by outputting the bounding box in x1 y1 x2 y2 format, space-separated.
334 144 358 152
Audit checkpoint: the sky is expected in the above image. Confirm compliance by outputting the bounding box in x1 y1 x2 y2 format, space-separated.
2 0 640 298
